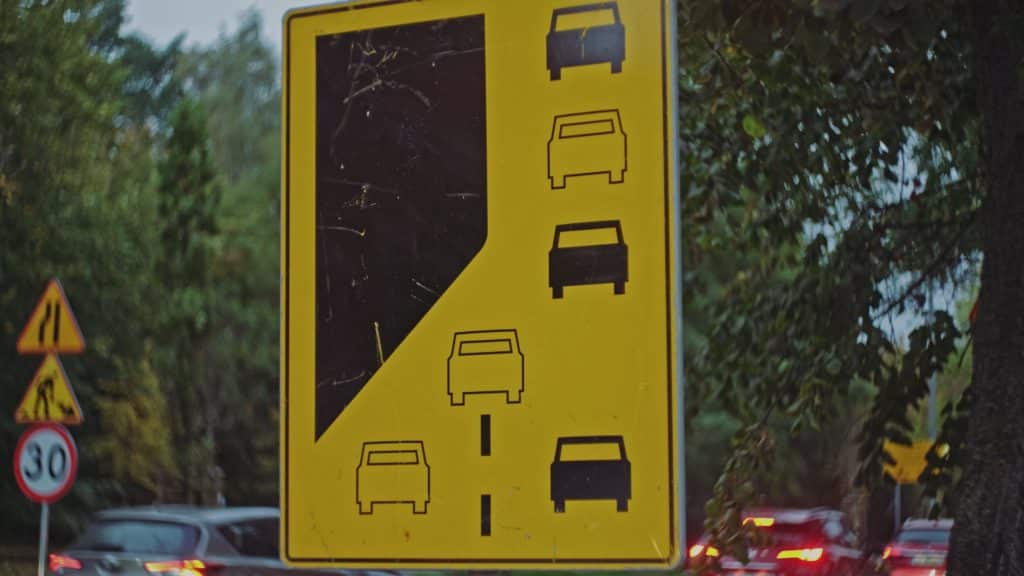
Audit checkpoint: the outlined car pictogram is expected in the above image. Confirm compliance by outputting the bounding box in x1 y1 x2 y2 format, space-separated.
549 220 628 299
548 109 627 189
448 330 525 406
551 435 631 513
546 2 626 81
357 441 430 515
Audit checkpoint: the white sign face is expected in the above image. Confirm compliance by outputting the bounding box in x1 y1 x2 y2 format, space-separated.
14 424 78 503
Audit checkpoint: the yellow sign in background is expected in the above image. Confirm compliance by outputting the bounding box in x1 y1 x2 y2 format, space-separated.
16 279 85 355
15 354 83 425
283 0 680 568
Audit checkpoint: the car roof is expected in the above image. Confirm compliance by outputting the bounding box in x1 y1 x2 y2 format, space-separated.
96 506 279 526
742 507 838 524
902 518 954 530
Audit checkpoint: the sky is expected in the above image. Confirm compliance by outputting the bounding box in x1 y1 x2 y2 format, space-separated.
126 0 311 49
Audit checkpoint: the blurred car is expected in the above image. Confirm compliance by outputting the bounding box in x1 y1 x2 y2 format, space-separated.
882 518 952 576
46 506 329 575
688 508 864 576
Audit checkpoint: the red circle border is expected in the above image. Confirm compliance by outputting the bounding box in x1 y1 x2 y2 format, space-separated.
13 423 79 504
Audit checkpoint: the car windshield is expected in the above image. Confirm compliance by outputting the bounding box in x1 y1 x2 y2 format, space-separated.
68 520 200 556
898 529 951 545
558 227 619 248
756 522 821 547
554 9 616 31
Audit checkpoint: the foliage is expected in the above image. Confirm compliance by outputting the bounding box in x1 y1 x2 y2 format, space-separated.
0 1 281 539
681 0 1024 572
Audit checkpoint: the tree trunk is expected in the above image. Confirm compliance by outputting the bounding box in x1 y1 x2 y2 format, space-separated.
949 2 1024 574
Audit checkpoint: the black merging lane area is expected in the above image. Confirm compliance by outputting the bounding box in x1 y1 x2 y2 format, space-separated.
315 15 487 440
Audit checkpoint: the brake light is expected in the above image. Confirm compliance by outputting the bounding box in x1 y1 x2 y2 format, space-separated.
744 517 776 527
48 554 82 572
143 559 210 576
688 544 720 558
776 547 825 562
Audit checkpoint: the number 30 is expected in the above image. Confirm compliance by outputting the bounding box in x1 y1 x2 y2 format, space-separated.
23 441 67 481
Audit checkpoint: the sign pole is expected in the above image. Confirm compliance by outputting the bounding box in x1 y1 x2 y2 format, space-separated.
37 503 49 576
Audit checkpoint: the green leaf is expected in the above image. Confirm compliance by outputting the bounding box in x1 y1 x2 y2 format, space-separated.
743 114 767 139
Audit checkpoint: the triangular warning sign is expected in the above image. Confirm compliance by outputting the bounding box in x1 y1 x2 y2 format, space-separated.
14 354 83 425
16 279 85 355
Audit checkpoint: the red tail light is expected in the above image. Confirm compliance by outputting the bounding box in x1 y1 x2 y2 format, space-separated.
48 554 82 572
776 547 825 562
143 559 215 575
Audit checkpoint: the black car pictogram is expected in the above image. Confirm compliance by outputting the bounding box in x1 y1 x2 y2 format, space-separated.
549 220 628 299
551 435 631 513
546 2 626 81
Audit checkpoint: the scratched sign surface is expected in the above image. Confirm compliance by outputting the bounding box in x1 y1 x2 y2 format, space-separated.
283 0 681 569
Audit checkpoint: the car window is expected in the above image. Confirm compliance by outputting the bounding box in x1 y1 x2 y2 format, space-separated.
759 522 821 547
68 520 200 555
218 518 280 559
557 227 620 248
554 9 616 31
560 442 621 461
897 529 951 545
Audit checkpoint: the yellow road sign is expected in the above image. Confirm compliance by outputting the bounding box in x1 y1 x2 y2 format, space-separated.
884 440 945 484
16 279 85 355
282 0 680 569
14 354 83 425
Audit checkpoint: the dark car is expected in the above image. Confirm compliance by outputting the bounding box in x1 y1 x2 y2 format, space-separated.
882 518 952 576
550 435 631 513
46 506 328 576
546 2 625 80
549 220 628 299
688 508 864 576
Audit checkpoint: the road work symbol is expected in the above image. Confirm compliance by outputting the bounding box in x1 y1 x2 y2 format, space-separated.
15 354 83 425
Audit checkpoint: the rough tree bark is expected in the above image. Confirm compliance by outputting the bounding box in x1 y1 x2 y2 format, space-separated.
949 1 1024 573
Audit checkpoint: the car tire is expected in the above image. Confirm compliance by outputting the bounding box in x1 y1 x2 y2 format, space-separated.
451 393 465 406
553 286 564 299
554 500 565 513
551 175 566 189
550 68 561 81
413 502 428 514
617 499 628 512
614 282 625 295
359 502 373 515
506 391 522 404
609 171 624 184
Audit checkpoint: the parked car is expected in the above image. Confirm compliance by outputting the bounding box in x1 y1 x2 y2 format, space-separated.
882 518 952 576
688 508 864 576
546 2 625 80
46 506 328 575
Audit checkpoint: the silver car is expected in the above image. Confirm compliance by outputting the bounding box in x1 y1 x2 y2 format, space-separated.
47 506 339 575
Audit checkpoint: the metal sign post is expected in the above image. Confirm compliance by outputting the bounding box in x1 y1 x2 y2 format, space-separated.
37 503 49 576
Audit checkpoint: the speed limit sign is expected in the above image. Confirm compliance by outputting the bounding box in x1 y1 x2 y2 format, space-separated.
13 424 78 504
